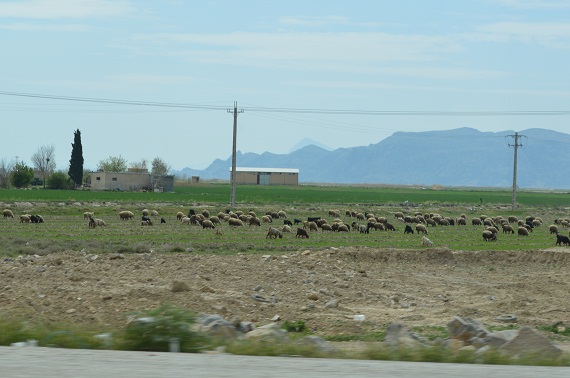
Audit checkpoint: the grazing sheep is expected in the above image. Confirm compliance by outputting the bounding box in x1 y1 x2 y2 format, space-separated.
151 210 159 217
83 211 94 220
161 218 166 224
142 215 151 223
119 211 134 220
415 224 428 234
262 215 272 223
201 209 210 218
94 218 107 227
188 209 196 217
202 220 215 229
181 217 191 225
404 225 414 234
296 228 309 238
556 234 570 246
483 230 497 241
30 215 44 223
337 224 349 232
176 211 184 221
307 217 321 223
3 209 14 218
210 216 221 225
356 213 365 221
385 223 396 231
142 209 149 216
394 212 404 219
141 220 153 226
426 218 437 227
239 214 249 223
328 210 340 217
249 217 261 227
20 215 31 223
308 221 318 232
266 227 283 239
421 236 434 247
277 210 287 219
373 222 385 231
485 226 499 235
282 225 291 233
501 224 514 234
517 227 529 236
456 217 467 226
549 225 559 235
471 218 482 226
284 219 293 226
358 224 369 234
321 224 333 232
294 218 302 225
228 218 244 227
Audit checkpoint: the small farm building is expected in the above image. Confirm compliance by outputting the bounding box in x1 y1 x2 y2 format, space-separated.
230 167 299 186
86 169 174 192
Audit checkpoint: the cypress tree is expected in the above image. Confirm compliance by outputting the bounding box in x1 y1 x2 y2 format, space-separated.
68 129 84 187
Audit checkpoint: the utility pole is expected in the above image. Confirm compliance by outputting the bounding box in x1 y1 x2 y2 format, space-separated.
228 101 243 207
508 132 525 210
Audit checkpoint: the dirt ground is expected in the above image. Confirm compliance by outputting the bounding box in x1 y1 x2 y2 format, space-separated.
2 246 570 343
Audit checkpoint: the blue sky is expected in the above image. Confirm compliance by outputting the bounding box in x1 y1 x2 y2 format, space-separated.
1 0 569 171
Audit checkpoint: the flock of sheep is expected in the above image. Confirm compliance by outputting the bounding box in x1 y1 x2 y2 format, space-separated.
4 206 570 247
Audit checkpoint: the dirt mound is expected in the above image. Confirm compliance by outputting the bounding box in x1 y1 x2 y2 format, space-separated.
1 247 570 334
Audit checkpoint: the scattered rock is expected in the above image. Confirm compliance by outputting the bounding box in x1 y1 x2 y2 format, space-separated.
171 281 190 292
324 299 338 309
384 322 429 349
499 326 562 359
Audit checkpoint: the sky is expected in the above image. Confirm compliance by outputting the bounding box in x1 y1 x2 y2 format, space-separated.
1 0 569 172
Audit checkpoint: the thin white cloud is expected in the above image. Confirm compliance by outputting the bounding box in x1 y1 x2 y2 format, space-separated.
106 74 196 85
495 0 570 9
473 22 570 48
135 31 463 70
0 22 91 32
279 15 350 27
0 0 135 19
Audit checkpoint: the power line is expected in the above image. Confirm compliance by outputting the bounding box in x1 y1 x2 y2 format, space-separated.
2 90 570 116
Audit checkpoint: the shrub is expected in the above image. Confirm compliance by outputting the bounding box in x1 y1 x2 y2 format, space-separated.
47 171 74 190
118 305 205 352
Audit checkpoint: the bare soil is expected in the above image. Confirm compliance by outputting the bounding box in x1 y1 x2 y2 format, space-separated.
2 246 570 342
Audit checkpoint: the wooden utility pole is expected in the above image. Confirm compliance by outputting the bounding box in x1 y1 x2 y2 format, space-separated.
228 101 243 207
508 132 524 210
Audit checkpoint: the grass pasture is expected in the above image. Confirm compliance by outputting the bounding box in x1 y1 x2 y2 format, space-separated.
1 184 569 257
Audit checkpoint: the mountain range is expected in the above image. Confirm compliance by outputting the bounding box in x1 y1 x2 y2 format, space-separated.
174 128 570 189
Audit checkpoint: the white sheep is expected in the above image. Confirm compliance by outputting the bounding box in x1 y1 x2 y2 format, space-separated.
421 236 433 247
94 218 107 227
3 209 14 218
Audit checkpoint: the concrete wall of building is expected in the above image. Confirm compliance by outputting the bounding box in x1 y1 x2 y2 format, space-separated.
234 171 298 186
87 172 151 191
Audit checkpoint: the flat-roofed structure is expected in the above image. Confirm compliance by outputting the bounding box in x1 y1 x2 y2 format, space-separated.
230 167 299 186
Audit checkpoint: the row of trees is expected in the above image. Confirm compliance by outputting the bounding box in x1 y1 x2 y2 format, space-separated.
0 129 84 189
0 129 172 190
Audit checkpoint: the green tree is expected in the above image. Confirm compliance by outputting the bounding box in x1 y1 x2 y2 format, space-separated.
97 155 127 172
68 129 84 187
47 171 74 189
10 162 34 188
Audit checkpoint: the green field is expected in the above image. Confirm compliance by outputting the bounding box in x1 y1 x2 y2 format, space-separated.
1 184 569 256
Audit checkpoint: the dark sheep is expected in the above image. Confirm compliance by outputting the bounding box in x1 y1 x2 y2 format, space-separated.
307 217 321 223
556 234 570 246
266 227 283 239
294 218 302 225
161 218 166 224
284 219 293 226
142 215 151 222
404 225 414 234
296 228 309 238
30 215 44 223
385 223 396 231
188 209 196 217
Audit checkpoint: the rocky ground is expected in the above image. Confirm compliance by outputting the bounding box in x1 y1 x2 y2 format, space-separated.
2 246 570 344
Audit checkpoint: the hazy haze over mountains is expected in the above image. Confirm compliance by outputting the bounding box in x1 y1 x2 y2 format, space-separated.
175 128 570 189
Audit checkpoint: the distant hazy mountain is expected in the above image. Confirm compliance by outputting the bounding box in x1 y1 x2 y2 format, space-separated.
288 137 332 153
173 128 570 189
